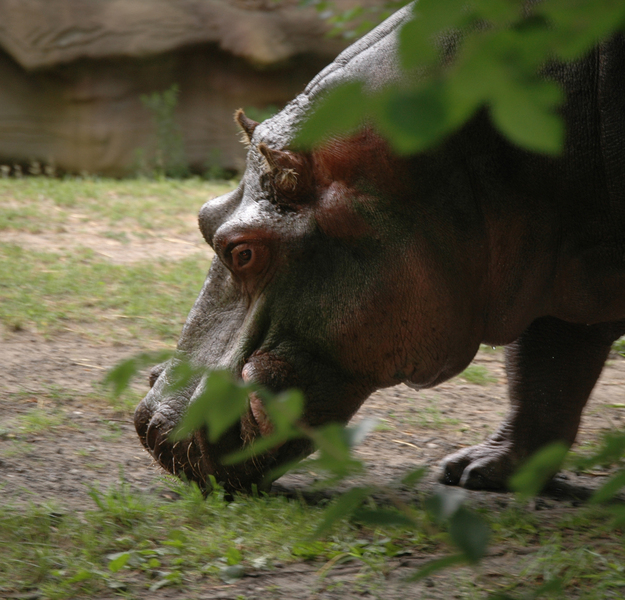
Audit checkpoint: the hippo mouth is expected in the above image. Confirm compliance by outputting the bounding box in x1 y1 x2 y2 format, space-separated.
135 396 297 493
134 348 371 493
134 359 314 492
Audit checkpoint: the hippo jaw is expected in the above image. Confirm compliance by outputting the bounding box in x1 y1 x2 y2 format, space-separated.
134 347 371 492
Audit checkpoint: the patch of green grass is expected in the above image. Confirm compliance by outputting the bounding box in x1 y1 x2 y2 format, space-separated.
1 471 625 599
0 405 67 446
518 538 625 598
459 364 497 385
0 243 207 341
0 202 51 232
479 344 502 353
408 398 460 430
0 177 236 233
0 440 34 458
0 477 429 599
102 421 124 442
612 337 625 355
14 407 65 435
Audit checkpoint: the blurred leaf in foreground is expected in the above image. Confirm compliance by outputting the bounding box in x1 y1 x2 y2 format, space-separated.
104 350 173 396
509 442 569 501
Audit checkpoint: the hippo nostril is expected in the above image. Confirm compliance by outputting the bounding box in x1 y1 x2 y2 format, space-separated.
145 416 170 455
134 402 152 447
149 364 166 388
145 422 158 453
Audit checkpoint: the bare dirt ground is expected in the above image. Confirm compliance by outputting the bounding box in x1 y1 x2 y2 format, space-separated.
2 325 625 599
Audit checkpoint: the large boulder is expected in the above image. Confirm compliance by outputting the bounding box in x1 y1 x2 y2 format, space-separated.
0 0 363 175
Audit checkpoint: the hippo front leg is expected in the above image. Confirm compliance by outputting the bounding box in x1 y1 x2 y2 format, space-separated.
441 316 625 490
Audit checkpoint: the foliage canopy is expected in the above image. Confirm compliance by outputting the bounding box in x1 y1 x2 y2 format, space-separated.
297 0 625 155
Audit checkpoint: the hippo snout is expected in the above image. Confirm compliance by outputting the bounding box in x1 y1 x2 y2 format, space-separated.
134 396 209 485
134 365 281 492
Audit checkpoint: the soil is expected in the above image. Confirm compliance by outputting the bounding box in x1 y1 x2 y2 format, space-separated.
2 231 625 599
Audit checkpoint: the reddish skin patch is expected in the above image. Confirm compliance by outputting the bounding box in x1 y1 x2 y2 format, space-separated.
311 131 409 240
314 181 374 240
312 130 399 189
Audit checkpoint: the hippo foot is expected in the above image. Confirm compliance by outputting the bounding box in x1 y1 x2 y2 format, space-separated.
439 439 518 490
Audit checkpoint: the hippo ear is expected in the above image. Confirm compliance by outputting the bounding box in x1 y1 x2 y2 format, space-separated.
257 142 301 193
234 109 259 146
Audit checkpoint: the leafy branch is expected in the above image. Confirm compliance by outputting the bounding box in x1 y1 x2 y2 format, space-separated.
297 0 625 155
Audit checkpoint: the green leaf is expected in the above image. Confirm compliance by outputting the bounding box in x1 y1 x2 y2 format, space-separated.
399 0 472 70
540 0 625 61
104 350 173 396
295 82 368 149
312 486 372 537
590 468 625 504
226 547 242 566
608 504 625 527
425 488 467 522
352 508 416 527
66 569 93 583
171 370 251 442
572 431 625 470
401 466 427 486
166 359 201 393
265 389 304 432
223 429 298 465
222 388 303 464
372 83 453 153
108 551 131 573
450 32 565 154
264 457 310 485
346 417 378 447
406 553 465 581
449 506 490 563
473 0 521 26
489 83 565 154
509 442 569 501
307 423 364 477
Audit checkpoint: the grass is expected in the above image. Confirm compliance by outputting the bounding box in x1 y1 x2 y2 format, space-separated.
1 477 625 599
408 397 460 430
0 243 207 341
459 364 498 385
13 407 65 435
0 476 439 599
0 389 79 444
0 177 236 233
0 177 223 342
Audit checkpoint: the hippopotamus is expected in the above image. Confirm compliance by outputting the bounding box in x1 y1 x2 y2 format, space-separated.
134 4 625 492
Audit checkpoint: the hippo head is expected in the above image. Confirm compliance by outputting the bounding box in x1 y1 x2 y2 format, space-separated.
134 110 484 492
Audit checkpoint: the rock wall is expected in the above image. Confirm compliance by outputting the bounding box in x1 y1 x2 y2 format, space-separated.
0 0 359 175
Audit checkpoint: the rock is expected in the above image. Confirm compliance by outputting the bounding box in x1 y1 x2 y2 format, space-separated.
0 0 364 175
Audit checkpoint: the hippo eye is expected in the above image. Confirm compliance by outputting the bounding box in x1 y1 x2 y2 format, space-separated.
232 244 254 270
238 249 252 263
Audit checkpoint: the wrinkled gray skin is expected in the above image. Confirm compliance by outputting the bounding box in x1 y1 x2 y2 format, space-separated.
135 4 625 492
